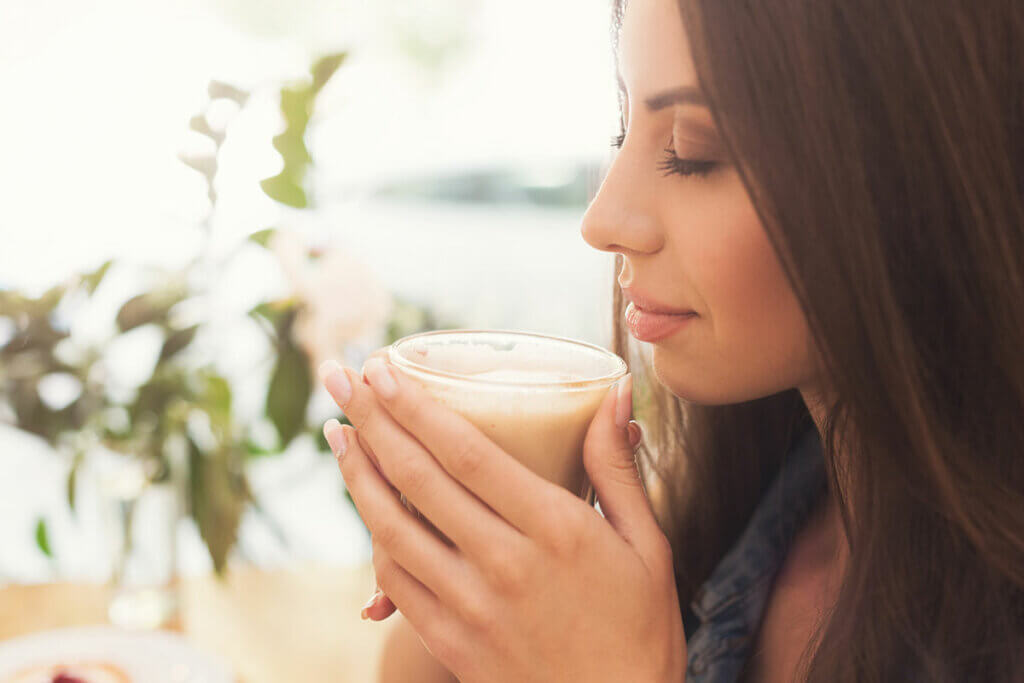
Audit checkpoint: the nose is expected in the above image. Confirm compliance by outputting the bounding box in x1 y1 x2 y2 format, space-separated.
580 147 663 255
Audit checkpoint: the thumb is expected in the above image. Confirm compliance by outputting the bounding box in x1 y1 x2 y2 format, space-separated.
582 373 662 557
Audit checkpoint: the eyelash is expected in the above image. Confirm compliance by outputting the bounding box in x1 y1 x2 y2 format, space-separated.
609 132 718 178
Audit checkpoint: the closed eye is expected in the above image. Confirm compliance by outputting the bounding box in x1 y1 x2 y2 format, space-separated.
610 131 717 178
658 146 718 178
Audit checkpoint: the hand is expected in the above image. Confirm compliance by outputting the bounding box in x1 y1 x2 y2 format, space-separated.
351 350 647 623
339 346 641 623
319 355 686 683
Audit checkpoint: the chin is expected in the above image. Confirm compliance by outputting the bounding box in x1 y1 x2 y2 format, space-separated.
650 345 795 406
650 346 731 405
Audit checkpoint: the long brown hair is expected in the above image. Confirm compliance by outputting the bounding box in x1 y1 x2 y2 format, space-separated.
610 0 1024 680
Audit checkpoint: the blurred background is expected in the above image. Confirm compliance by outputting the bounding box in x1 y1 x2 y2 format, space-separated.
0 0 621 679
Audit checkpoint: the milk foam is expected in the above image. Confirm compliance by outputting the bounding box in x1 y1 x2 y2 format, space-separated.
405 340 602 380
465 368 585 383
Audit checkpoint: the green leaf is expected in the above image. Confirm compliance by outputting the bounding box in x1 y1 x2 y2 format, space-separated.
271 130 312 171
208 80 250 106
265 338 312 449
261 54 347 208
39 283 66 314
187 436 248 574
248 301 284 324
115 290 184 333
35 518 52 558
248 228 277 248
66 450 85 513
202 373 232 422
158 324 199 363
179 153 218 182
260 174 307 208
278 88 311 138
310 52 347 93
81 260 113 294
9 369 86 447
243 438 278 459
132 374 175 427
248 299 298 340
189 114 225 146
115 292 150 329
67 467 77 512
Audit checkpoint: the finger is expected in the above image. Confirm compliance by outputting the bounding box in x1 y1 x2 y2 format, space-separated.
324 420 481 618
361 356 572 542
366 347 390 363
364 590 397 621
356 429 391 489
582 375 665 562
321 361 523 567
319 360 390 482
628 420 643 449
362 578 397 622
369 540 473 672
367 538 450 635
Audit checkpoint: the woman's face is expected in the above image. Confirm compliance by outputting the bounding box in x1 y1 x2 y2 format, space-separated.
581 0 818 404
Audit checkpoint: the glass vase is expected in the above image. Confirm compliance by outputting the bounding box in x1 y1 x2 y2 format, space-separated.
100 458 182 631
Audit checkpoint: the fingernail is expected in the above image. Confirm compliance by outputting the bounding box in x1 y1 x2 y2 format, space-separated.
364 357 398 400
361 589 384 620
319 360 352 406
323 419 347 459
615 373 633 430
627 420 643 448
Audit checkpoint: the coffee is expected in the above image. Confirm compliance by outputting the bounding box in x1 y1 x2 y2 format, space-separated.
388 330 627 544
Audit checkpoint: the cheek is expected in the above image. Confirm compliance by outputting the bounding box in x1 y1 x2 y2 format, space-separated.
655 183 816 403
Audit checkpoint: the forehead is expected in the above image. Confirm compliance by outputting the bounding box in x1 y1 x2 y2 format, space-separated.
617 0 696 94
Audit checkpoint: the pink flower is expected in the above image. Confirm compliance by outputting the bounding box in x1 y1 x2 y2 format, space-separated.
269 230 393 371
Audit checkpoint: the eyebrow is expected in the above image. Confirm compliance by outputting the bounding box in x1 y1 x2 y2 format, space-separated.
616 71 707 113
644 86 707 112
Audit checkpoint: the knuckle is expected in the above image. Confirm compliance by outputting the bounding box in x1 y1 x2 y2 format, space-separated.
396 457 431 499
483 549 530 596
373 518 401 550
402 393 430 429
555 523 587 559
343 398 367 430
541 493 588 555
459 594 497 634
593 452 641 488
448 440 483 480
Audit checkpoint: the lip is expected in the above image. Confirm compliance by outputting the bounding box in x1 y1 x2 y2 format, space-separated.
625 302 697 342
621 286 696 316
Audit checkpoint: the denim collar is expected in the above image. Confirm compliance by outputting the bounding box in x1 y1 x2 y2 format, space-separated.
684 426 827 682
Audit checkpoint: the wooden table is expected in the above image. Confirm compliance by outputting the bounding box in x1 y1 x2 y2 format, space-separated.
0 562 397 683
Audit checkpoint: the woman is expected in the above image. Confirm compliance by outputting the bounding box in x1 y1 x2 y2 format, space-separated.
320 0 1024 680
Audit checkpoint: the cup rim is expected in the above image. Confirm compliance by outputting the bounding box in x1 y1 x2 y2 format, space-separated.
388 329 628 389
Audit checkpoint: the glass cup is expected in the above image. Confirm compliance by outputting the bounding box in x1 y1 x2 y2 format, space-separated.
387 329 628 545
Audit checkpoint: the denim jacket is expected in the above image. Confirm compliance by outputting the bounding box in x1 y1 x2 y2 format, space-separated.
682 427 827 682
